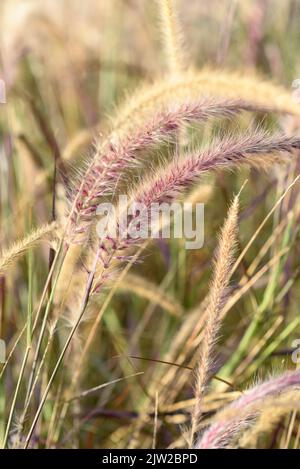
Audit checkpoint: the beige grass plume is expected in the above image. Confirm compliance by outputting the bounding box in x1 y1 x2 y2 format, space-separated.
157 0 185 75
0 222 56 276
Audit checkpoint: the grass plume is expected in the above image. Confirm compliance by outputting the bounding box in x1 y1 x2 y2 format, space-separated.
2 0 300 451
157 0 185 75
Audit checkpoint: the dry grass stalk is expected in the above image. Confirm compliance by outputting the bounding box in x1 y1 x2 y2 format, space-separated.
190 192 240 446
0 222 56 276
196 370 300 448
157 0 185 75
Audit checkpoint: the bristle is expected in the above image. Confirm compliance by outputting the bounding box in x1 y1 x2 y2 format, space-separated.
196 370 300 449
190 194 239 446
157 0 185 75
